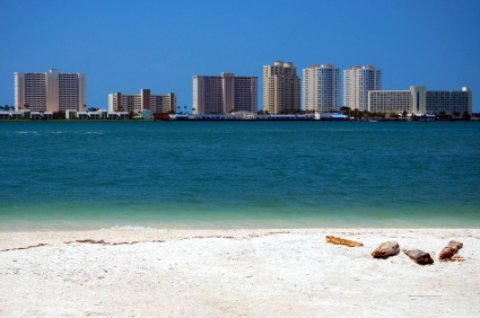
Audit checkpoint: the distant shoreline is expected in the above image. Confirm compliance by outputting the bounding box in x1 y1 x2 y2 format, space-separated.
0 118 478 122
1 110 479 122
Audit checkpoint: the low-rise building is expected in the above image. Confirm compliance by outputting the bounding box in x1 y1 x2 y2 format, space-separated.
426 88 472 115
108 89 176 114
368 86 472 115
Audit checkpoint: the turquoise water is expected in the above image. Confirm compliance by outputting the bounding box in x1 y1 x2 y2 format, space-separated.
0 121 479 230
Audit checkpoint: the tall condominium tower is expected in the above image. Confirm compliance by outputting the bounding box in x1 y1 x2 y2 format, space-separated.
193 73 258 114
343 65 381 111
14 68 85 112
303 64 340 113
108 89 176 114
263 61 301 114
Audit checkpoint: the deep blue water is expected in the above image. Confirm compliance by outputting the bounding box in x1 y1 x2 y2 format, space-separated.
0 121 479 229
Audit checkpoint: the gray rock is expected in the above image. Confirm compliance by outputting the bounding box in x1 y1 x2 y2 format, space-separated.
403 249 434 265
371 241 400 259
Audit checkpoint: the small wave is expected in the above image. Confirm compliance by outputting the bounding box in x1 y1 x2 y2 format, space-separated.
101 225 157 231
16 131 38 134
76 131 104 135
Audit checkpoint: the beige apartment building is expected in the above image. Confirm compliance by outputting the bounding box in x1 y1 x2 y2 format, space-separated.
14 68 86 112
368 86 472 115
108 89 176 114
192 73 258 114
263 61 301 114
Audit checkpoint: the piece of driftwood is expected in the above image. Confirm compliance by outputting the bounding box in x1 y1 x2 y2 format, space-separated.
439 240 463 261
76 239 107 244
0 243 48 252
65 239 147 246
371 241 400 259
325 236 363 247
403 249 434 265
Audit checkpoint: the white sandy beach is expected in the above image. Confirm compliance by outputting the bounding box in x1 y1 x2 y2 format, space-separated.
0 228 479 318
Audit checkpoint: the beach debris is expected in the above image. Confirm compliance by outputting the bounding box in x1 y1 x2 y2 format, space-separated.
75 239 107 245
439 240 463 261
326 236 363 247
65 239 164 246
403 249 434 265
371 241 400 259
0 243 48 253
445 256 465 262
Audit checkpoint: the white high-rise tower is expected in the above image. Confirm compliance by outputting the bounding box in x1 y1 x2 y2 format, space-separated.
302 64 340 113
343 65 381 111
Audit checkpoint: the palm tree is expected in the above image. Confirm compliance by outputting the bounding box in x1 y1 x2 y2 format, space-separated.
340 106 351 116
350 108 360 120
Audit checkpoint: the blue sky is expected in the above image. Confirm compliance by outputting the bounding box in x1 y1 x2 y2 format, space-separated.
1 0 479 111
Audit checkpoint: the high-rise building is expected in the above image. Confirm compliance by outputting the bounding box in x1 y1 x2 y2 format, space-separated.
344 65 381 111
368 86 472 115
192 73 257 114
303 64 340 113
14 68 85 113
108 89 176 114
263 61 301 114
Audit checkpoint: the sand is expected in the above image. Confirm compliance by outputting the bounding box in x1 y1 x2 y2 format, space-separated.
0 228 479 317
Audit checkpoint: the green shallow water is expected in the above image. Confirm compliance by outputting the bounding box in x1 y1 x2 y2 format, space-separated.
0 121 479 230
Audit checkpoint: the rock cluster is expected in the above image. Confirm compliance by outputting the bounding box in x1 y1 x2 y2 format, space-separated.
325 236 464 266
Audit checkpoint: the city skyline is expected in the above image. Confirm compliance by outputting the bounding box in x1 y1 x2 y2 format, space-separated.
1 0 479 111
8 65 473 117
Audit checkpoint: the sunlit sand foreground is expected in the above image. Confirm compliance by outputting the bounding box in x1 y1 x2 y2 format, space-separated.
1 228 479 317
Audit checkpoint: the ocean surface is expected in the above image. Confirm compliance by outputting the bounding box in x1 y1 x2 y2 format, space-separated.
0 121 479 230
